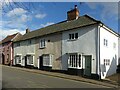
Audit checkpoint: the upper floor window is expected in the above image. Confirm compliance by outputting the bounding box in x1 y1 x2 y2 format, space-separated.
16 42 20 47
113 42 116 49
69 33 78 40
28 40 32 45
104 39 108 46
39 39 46 48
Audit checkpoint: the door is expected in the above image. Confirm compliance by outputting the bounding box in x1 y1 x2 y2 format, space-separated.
2 53 5 64
39 56 43 69
25 56 27 67
84 55 91 76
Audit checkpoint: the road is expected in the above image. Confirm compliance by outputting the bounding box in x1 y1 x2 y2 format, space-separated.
2 65 112 89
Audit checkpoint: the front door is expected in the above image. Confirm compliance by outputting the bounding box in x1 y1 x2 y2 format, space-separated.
25 56 27 67
84 55 91 76
39 56 43 70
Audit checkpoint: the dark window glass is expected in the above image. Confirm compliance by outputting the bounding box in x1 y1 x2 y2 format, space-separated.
72 34 74 39
75 33 78 39
69 34 72 39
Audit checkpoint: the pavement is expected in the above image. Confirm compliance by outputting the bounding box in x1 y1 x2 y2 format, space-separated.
1 65 120 89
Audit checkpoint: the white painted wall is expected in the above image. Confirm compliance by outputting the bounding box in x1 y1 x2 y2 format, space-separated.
62 25 98 75
100 26 118 79
14 39 36 67
118 37 120 65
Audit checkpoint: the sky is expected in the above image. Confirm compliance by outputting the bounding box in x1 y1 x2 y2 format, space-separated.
0 1 119 40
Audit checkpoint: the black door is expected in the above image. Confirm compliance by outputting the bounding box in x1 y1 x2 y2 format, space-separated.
25 56 27 67
2 53 5 64
39 56 43 70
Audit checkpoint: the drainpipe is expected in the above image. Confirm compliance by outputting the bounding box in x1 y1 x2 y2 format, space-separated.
98 23 103 80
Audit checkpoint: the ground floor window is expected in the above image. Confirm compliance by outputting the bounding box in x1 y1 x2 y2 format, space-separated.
15 55 21 64
27 55 34 65
68 54 81 68
43 54 52 67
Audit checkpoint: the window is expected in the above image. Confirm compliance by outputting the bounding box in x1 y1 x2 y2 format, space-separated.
68 54 81 68
28 40 32 45
69 33 78 40
15 55 21 64
104 59 110 66
104 39 108 46
39 39 46 48
43 54 52 66
113 43 116 49
27 55 33 65
16 42 20 47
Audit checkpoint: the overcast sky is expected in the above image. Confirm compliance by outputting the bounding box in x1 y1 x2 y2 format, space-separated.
0 1 118 40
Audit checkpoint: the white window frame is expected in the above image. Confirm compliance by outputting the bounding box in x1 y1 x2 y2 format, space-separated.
68 53 81 69
43 54 52 67
39 39 46 48
27 55 34 65
15 55 22 64
113 42 116 49
68 33 78 40
104 39 108 47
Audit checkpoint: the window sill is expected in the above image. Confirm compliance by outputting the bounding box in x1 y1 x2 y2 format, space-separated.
39 47 46 49
43 65 52 67
67 39 78 41
68 67 82 69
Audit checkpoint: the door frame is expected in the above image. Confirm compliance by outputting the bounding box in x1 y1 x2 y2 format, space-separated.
83 55 92 76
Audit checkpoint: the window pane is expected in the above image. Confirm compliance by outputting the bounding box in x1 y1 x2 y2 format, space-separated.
75 33 78 39
79 55 81 67
43 55 51 66
69 34 72 39
72 34 74 39
76 55 77 67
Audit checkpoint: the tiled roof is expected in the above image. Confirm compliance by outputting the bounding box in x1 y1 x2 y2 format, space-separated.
2 33 18 43
14 15 100 42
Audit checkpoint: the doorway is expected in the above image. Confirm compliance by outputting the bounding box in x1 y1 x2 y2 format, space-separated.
39 56 43 69
84 55 92 76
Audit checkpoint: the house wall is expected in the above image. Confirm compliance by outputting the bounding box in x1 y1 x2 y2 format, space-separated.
118 36 120 65
99 26 118 79
14 38 36 67
36 33 62 70
62 24 98 75
2 42 13 65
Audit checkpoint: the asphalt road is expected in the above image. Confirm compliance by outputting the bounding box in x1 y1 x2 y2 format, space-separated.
2 65 112 89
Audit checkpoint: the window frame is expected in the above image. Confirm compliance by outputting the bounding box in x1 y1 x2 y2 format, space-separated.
68 53 81 69
15 55 22 64
39 39 46 48
103 39 108 47
68 33 79 40
43 54 52 67
27 55 34 65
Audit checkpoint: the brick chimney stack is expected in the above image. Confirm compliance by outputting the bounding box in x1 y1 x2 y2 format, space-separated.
67 5 79 21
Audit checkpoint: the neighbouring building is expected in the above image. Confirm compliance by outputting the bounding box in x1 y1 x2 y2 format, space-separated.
1 33 22 65
13 5 119 79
